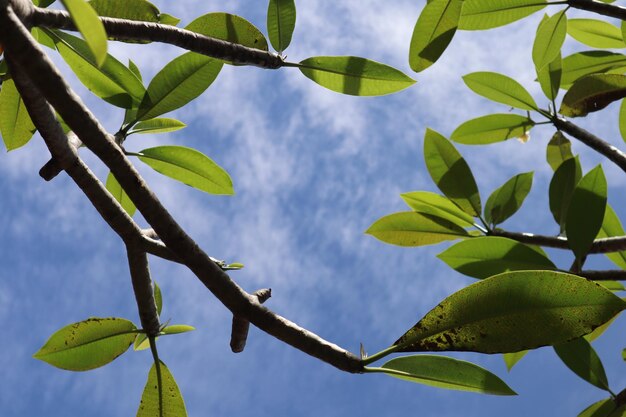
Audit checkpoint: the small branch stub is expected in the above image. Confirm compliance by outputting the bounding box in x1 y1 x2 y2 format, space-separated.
230 289 272 353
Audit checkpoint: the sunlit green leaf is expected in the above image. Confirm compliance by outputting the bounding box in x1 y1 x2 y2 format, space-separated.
532 11 567 72
586 315 619 342
568 19 625 49
154 281 162 316
437 236 555 279
61 0 107 67
267 0 296 53
136 52 222 121
620 99 626 143
137 146 234 195
394 271 626 353
297 56 415 96
89 0 159 22
105 172 136 216
128 118 186 135
377 355 515 395
561 51 626 89
546 131 573 171
186 12 268 56
366 212 469 247
450 114 534 145
158 13 180 26
128 60 142 82
463 72 537 110
549 156 582 232
44 29 145 108
566 165 607 260
161 325 195 335
578 399 617 417
503 351 528 371
554 337 610 391
400 191 475 228
0 77 36 151
409 0 462 73
597 204 626 270
424 129 481 216
560 74 626 117
133 333 151 351
137 361 187 417
484 172 533 226
537 52 562 101
31 26 56 49
33 317 137 371
34 0 56 6
458 0 547 30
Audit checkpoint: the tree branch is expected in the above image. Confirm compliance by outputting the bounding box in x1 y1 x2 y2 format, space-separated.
567 0 626 21
29 4 284 69
552 116 626 175
0 2 362 373
490 229 626 254
127 246 161 336
575 270 626 281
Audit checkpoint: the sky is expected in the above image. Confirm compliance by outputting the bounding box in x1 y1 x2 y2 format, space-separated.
1 1 626 416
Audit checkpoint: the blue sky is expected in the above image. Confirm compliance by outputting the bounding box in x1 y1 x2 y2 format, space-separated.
1 1 626 416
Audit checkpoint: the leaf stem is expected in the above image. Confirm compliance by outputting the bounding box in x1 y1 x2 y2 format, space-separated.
362 345 398 365
148 337 163 417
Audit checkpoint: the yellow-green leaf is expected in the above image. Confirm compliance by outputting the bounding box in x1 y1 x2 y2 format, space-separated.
463 71 538 110
267 0 296 53
554 337 610 392
61 0 107 67
106 172 136 216
400 191 475 228
0 77 36 151
560 74 626 117
533 11 567 72
484 172 533 226
298 56 415 96
546 131 573 171
137 361 187 417
450 114 534 145
568 19 626 49
458 0 547 31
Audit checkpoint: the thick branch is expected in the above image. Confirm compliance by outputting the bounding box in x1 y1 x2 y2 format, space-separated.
29 4 284 69
568 0 626 21
0 3 362 373
491 229 626 254
127 246 160 336
553 117 626 174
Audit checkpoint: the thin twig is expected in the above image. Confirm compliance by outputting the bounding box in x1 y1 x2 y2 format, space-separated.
575 270 626 281
490 229 626 254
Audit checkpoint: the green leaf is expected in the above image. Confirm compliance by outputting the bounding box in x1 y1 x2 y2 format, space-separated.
394 271 626 353
598 281 625 292
154 281 162 316
546 131 573 171
366 212 469 247
105 172 136 216
393 271 626 353
158 13 180 26
137 361 187 417
620 99 626 143
297 56 415 96
0 77 36 151
561 51 626 89
437 236 555 279
45 29 145 108
133 333 151 351
578 399 617 417
89 0 160 22
409 0 462 73
549 156 582 232
33 317 137 371
503 351 528 371
31 26 56 49
34 0 56 6
554 337 610 391
128 60 142 82
484 172 533 226
423 129 481 216
61 0 107 67
185 12 268 55
458 0 547 30
623 349 625 361
537 52 562 101
377 355 515 395
586 315 619 342
566 165 607 260
532 11 567 72
161 325 195 335
400 191 475 228
463 72 538 110
451 114 534 145
128 118 186 135
136 52 222 121
568 19 626 49
560 74 626 117
267 0 296 53
137 146 234 195
596 204 626 270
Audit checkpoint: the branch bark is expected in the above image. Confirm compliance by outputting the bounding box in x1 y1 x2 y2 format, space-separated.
490 229 626 254
568 0 626 21
0 0 362 373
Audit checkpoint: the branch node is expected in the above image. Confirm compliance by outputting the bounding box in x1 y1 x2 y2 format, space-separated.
230 289 272 353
